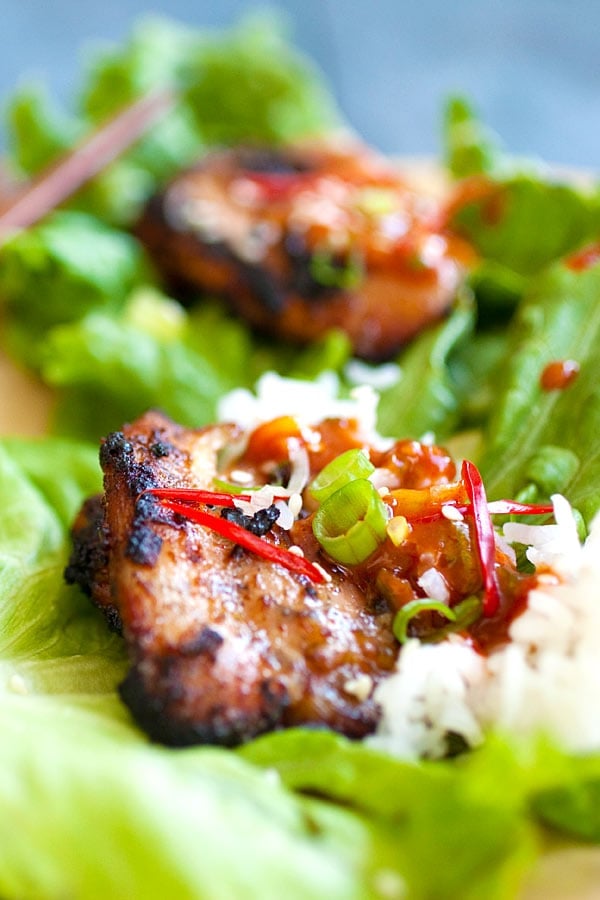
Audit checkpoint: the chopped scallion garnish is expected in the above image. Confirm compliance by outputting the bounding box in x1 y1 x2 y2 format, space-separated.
309 448 374 503
393 600 457 643
312 478 388 565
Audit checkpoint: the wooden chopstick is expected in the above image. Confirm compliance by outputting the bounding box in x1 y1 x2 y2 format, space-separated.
0 88 175 243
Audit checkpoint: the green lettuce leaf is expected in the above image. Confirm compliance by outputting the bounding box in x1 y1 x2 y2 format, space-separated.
443 99 600 277
0 437 426 899
4 20 203 225
242 729 535 899
446 328 508 430
37 289 353 441
80 17 204 184
0 212 146 363
184 15 341 146
443 96 505 179
532 752 600 842
0 438 125 691
479 259 600 525
444 97 600 278
40 310 238 439
4 82 80 175
451 175 600 277
376 297 475 441
0 701 390 900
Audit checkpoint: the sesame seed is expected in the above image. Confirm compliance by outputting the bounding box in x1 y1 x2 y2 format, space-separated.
288 492 303 518
229 469 254 485
537 573 561 586
441 504 464 522
288 544 305 557
343 674 373 701
313 562 332 583
229 178 263 207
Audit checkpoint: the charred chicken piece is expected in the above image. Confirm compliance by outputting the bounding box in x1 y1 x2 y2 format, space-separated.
136 141 473 359
66 410 398 747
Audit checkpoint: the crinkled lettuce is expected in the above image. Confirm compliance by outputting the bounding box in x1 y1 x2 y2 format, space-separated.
241 729 536 899
0 436 532 899
5 434 597 900
377 296 475 441
183 15 341 147
479 258 600 526
443 97 600 277
444 96 505 180
0 211 146 364
451 174 600 277
34 290 353 441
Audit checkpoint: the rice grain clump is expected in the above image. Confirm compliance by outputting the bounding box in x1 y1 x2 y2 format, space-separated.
369 500 600 760
218 371 382 442
218 373 599 760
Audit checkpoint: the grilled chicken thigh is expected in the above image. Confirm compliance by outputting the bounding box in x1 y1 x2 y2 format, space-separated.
136 141 472 359
66 410 398 746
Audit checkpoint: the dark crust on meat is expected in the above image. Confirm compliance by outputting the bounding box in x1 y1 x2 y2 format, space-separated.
70 410 398 747
65 494 122 633
135 146 352 323
120 657 289 748
135 143 465 360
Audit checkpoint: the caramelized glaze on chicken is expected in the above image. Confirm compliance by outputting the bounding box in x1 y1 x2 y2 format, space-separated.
66 410 400 746
136 142 474 359
66 407 533 747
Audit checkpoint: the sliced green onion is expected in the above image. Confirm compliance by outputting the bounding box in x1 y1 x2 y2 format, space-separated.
312 478 388 565
431 595 483 642
212 478 259 495
393 594 483 644
309 449 374 504
449 594 482 629
309 248 364 290
393 600 457 643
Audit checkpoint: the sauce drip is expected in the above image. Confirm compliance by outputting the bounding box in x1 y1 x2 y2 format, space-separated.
566 242 600 272
540 359 580 391
230 417 530 655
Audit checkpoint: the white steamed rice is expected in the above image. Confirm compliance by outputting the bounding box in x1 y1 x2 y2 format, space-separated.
368 499 600 759
219 373 599 760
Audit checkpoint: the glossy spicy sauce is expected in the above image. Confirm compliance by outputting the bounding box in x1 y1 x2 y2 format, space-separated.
231 416 533 655
540 359 580 391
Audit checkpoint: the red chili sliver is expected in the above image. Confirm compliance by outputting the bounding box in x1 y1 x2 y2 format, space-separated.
461 460 501 617
149 487 240 507
159 498 326 584
147 487 289 507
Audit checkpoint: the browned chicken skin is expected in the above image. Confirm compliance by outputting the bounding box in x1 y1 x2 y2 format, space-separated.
66 409 534 746
136 141 474 359
66 410 399 746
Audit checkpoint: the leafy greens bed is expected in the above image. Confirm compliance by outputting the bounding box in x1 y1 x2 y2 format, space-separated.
1 15 600 899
